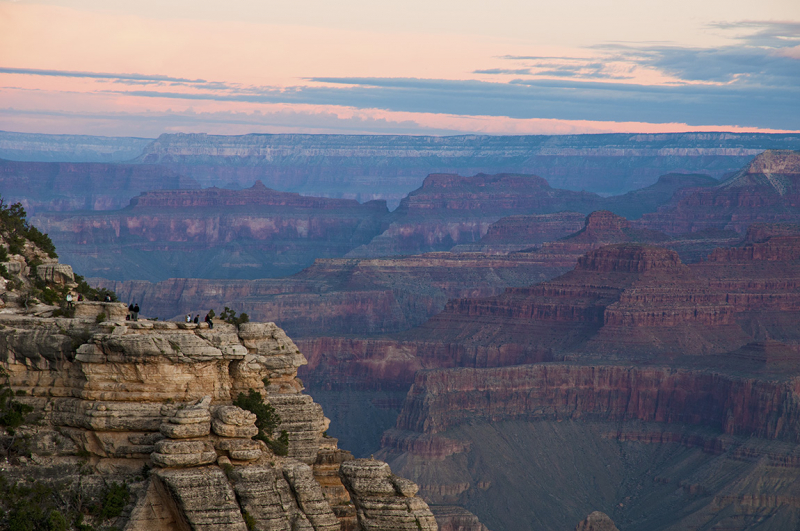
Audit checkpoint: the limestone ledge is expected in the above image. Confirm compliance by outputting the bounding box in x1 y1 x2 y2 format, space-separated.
0 314 438 531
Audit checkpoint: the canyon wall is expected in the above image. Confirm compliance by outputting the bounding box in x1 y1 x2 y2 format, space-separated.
0 158 199 213
92 210 712 341
296 227 800 429
637 150 800 235
96 250 571 336
0 130 152 163
346 171 710 258
29 168 722 279
135 132 800 205
392 364 800 439
33 182 390 281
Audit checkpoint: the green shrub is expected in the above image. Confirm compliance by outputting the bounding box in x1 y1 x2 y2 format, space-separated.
98 482 130 519
233 389 288 454
220 306 249 326
0 198 57 259
0 246 10 281
95 313 106 324
47 510 68 531
0 367 33 435
269 430 290 456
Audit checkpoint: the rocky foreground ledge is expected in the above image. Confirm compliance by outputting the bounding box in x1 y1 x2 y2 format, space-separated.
0 303 438 531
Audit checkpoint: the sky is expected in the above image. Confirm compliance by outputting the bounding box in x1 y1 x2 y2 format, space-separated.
1 0 799 137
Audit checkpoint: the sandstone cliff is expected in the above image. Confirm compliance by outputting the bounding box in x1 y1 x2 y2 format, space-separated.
348 171 718 258
346 173 607 257
637 150 800 235
0 309 441 530
0 224 443 531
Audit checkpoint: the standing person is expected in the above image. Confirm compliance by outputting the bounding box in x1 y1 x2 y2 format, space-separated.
128 303 134 320
66 293 73 309
133 303 140 321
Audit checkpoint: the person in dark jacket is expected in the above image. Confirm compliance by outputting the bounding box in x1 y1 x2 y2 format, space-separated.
204 312 213 329
193 314 199 324
128 303 134 320
133 303 140 321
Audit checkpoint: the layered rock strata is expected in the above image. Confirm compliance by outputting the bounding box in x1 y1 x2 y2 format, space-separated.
0 311 438 530
379 363 800 530
96 210 711 341
637 150 800 235
135 131 797 202
347 172 607 257
0 158 198 213
362 224 800 530
96 250 573 337
0 131 152 163
339 459 438 531
33 181 390 281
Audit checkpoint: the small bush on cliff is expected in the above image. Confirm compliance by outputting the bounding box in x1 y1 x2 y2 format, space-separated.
0 367 33 435
233 389 288 455
0 246 10 280
91 482 130 520
0 473 127 531
220 306 249 326
0 197 57 259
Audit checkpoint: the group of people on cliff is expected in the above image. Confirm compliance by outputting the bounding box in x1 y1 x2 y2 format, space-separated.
127 303 140 321
65 292 111 308
186 312 215 329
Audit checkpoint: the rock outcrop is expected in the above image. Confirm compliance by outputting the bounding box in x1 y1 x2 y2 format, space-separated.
575 512 619 531
0 235 438 531
347 173 607 257
452 211 587 253
637 150 800 235
0 308 439 530
339 459 438 531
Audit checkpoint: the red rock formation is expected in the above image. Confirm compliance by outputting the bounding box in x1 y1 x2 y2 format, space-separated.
33 182 390 281
575 511 619 531
95 250 573 336
393 364 800 440
453 211 586 253
300 226 800 391
348 173 607 257
636 150 800 235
